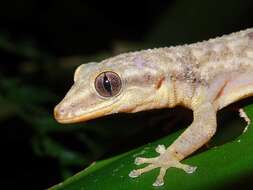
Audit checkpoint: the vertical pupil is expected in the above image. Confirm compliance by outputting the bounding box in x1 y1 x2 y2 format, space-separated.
103 73 112 95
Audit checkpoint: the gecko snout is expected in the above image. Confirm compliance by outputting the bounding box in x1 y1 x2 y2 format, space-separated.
54 101 83 124
54 105 62 120
54 104 69 123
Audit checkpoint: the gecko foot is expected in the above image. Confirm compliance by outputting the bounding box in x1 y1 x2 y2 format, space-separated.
129 144 197 187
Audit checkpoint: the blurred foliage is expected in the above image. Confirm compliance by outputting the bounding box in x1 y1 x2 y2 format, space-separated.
0 32 113 185
1 0 253 189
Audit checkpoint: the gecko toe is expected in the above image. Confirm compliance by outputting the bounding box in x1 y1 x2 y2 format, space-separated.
153 178 164 187
134 157 143 165
183 165 197 174
174 162 197 174
134 157 157 165
155 144 166 154
129 170 140 178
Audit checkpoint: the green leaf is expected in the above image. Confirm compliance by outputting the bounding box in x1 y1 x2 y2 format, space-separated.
49 105 253 190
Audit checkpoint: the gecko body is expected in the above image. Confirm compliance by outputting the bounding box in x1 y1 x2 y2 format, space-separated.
54 28 253 186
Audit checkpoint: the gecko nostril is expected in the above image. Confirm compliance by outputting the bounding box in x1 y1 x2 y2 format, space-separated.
60 108 65 114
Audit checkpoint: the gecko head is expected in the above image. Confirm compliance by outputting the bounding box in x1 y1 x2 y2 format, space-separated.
54 52 167 124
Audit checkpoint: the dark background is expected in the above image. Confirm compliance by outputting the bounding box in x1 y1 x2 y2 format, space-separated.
0 0 253 189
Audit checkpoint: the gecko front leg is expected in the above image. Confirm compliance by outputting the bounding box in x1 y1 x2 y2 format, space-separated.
129 102 217 186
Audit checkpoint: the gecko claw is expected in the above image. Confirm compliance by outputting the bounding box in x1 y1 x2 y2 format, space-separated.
134 157 143 165
129 170 140 178
182 165 197 174
155 144 166 154
153 179 164 187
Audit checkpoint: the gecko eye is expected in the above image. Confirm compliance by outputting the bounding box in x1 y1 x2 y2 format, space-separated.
95 71 122 97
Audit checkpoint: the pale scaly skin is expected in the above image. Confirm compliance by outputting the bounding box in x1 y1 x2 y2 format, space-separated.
54 28 253 186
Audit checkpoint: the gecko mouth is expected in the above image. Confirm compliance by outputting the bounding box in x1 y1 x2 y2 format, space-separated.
54 104 114 124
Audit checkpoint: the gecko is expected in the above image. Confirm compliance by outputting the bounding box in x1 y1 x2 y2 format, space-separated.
54 28 253 187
